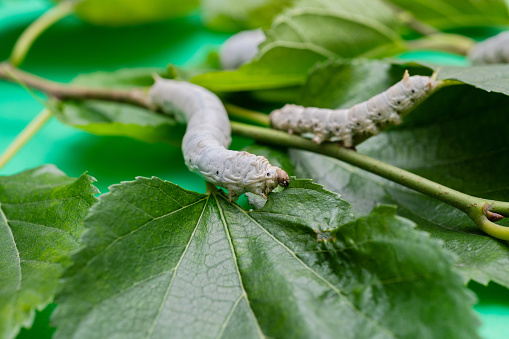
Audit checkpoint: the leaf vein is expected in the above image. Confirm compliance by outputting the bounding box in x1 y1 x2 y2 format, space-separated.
84 197 207 269
0 202 22 302
233 200 397 338
214 195 265 339
215 294 244 339
7 219 80 244
144 195 209 338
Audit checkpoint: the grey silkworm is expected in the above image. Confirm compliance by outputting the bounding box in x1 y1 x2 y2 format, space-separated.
270 71 436 147
148 78 289 201
219 29 266 70
468 31 509 64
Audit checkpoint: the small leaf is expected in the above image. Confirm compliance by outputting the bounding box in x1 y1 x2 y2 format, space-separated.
201 0 293 32
54 177 477 338
51 68 186 145
387 0 509 30
300 58 433 108
51 100 185 145
192 0 405 92
292 85 509 288
0 165 98 339
439 64 509 96
70 68 165 89
70 0 199 26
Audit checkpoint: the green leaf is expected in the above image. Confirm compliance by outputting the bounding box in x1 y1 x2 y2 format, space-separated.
51 100 185 145
326 205 479 339
387 0 509 30
70 68 165 89
292 85 509 288
438 64 509 96
53 177 477 338
52 68 186 145
201 0 293 32
0 165 98 339
192 0 405 92
300 58 433 108
71 0 199 26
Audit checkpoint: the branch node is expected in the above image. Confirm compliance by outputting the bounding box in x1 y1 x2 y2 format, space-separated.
483 203 505 222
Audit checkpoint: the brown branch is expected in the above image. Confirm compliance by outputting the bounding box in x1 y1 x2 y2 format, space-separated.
0 62 153 109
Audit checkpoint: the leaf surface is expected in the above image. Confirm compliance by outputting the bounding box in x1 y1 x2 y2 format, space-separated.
0 165 98 339
54 177 477 338
438 64 509 96
52 68 186 145
51 100 185 145
387 0 509 30
71 0 199 26
292 81 509 288
300 58 433 109
192 0 404 91
201 0 293 32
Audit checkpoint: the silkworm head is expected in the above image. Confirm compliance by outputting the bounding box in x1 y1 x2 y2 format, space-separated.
276 168 290 187
401 72 436 102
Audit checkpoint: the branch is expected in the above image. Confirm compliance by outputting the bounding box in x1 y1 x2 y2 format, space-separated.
225 103 270 127
10 1 75 66
230 122 509 240
0 62 152 109
0 109 52 170
1 64 507 239
1 1 75 169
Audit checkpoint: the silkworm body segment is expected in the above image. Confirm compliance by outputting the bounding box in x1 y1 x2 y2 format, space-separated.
219 29 266 70
270 71 436 147
148 78 289 201
468 31 509 64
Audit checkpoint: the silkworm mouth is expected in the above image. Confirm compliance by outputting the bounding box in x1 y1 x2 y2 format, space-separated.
276 169 290 187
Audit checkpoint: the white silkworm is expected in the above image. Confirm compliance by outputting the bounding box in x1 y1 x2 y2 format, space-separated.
148 78 289 201
270 71 436 147
219 29 266 70
468 31 509 64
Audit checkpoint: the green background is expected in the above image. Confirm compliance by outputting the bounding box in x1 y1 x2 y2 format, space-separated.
0 0 508 338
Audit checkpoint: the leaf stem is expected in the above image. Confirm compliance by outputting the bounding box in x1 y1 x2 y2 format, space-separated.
230 121 509 240
0 62 152 109
1 65 508 239
406 33 475 56
2 1 75 170
224 103 270 127
10 1 75 67
0 109 52 170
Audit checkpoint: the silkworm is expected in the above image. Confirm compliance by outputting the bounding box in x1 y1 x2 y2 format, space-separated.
270 71 436 147
219 29 266 69
468 31 509 64
148 77 289 201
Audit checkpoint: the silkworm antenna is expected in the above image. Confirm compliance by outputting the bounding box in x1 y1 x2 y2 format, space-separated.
468 31 509 64
270 71 436 147
219 29 266 70
148 77 289 201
